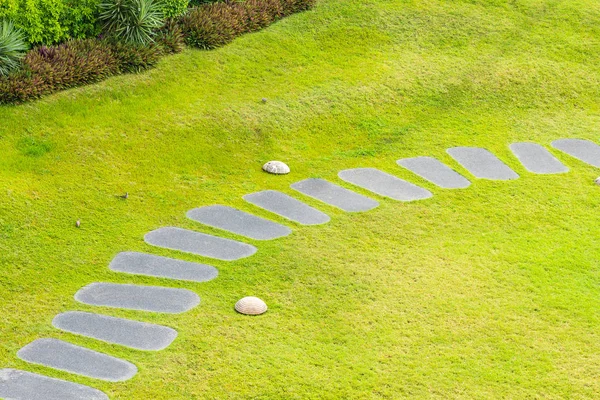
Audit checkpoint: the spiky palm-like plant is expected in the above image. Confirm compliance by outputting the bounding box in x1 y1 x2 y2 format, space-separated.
0 20 28 77
99 0 165 45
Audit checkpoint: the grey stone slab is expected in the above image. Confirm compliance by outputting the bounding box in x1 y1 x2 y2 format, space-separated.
75 283 200 314
17 339 137 382
396 157 471 189
187 205 292 240
243 190 330 225
447 147 519 180
52 311 177 351
0 369 108 400
510 143 568 174
291 178 379 212
338 168 433 201
145 227 257 261
109 251 218 282
551 138 600 167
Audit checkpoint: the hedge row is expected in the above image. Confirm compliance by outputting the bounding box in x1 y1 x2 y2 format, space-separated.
0 0 191 45
0 0 314 104
0 29 183 103
181 0 314 49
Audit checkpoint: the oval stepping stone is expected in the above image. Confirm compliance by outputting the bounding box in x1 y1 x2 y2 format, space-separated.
447 147 519 180
551 139 600 167
0 369 108 400
53 311 178 351
187 205 292 240
17 339 137 382
75 283 200 314
243 190 330 225
338 168 433 201
291 178 379 212
397 156 471 189
145 227 257 261
109 251 218 282
509 143 568 174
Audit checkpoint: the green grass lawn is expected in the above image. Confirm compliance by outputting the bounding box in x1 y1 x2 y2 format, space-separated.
1 0 600 398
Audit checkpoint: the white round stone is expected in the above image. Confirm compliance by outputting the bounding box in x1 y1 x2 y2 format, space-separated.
262 161 290 175
595 177 600 186
235 296 267 315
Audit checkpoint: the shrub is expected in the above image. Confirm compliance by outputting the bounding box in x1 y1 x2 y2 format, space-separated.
162 0 189 18
0 19 28 76
111 41 162 72
62 0 102 40
156 19 185 54
99 0 165 45
23 39 118 93
280 0 315 15
188 0 221 6
0 0 102 45
0 37 163 103
244 0 283 32
180 0 315 49
180 2 246 49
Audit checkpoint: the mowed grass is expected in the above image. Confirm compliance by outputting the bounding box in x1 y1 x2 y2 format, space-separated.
1 0 600 398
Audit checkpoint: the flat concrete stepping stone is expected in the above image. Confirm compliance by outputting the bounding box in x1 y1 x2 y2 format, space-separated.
187 205 291 240
109 251 218 282
397 156 471 189
53 311 177 351
17 339 137 382
291 178 379 212
338 168 433 201
510 143 568 174
551 139 600 167
75 283 200 314
0 369 108 400
145 227 257 261
243 190 330 225
447 147 519 180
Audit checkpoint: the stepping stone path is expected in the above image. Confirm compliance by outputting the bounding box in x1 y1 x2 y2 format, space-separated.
243 190 330 225
551 139 600 167
291 178 379 212
447 147 519 180
53 311 178 351
17 339 137 382
0 369 109 400
397 156 471 189
339 168 433 201
75 283 200 314
109 251 218 282
145 227 257 261
187 205 292 240
509 143 568 174
8 138 599 398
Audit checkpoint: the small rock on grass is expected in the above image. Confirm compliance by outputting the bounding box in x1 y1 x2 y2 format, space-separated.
263 161 290 175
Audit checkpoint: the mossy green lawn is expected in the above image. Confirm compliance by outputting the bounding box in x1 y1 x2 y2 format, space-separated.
1 0 600 398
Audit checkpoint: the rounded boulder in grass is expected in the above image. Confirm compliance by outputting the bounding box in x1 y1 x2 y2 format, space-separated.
235 297 267 315
263 161 290 175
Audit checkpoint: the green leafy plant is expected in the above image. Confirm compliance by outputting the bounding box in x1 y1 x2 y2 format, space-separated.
99 0 165 45
162 0 189 18
0 19 27 76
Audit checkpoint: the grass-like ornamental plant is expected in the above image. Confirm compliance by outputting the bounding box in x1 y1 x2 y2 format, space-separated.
180 0 315 50
0 20 28 77
99 0 165 45
0 38 163 103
